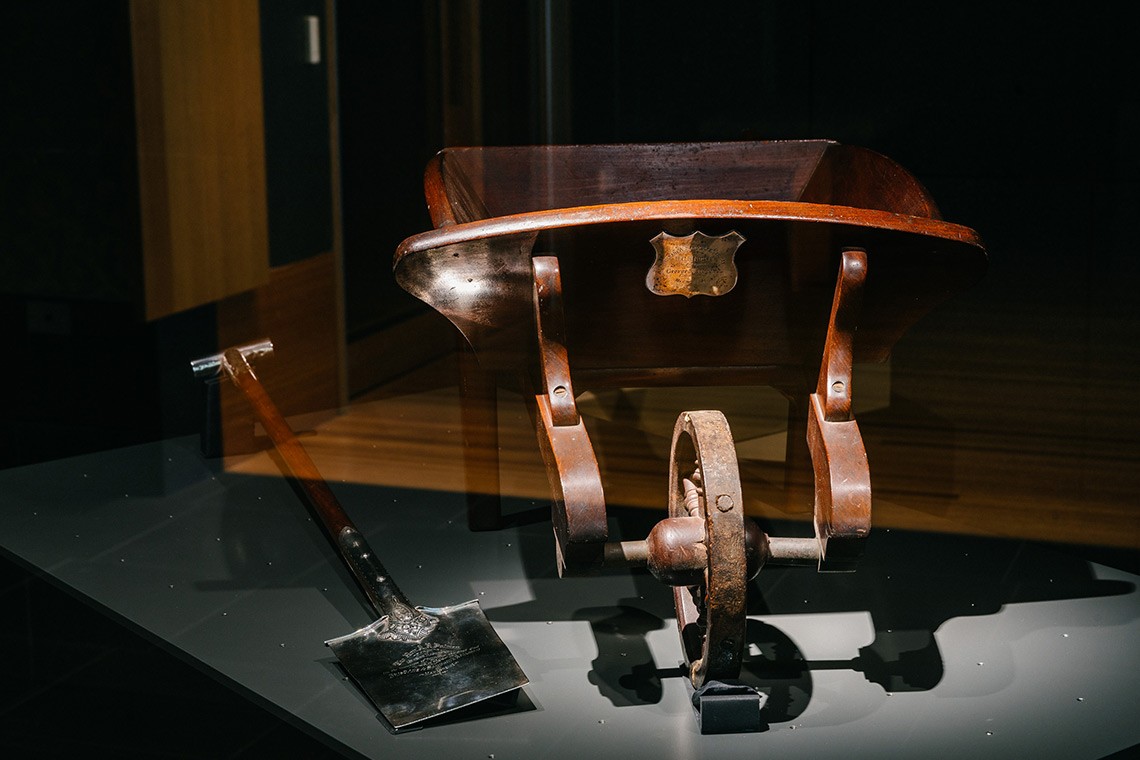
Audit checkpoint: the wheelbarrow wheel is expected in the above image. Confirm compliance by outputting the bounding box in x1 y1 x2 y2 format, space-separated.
668 410 748 688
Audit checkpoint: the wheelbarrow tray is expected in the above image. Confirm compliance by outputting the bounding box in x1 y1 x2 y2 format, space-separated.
394 141 986 383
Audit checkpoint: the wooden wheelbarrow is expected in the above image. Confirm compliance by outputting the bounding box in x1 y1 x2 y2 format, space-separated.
393 140 986 708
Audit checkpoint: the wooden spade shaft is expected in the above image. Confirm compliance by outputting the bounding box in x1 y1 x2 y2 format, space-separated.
195 343 530 729
219 348 423 625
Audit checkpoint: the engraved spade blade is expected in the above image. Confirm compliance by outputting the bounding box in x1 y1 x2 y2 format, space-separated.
192 344 528 731
325 524 529 729
327 600 528 729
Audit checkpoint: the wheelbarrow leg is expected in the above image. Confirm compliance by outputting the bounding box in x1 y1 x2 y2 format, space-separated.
531 256 608 576
458 333 502 531
807 248 872 570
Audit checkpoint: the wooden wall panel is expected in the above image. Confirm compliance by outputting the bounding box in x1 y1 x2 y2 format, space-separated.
130 0 269 320
216 252 343 457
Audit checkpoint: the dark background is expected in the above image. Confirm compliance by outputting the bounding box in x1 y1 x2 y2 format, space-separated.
2 1 1136 757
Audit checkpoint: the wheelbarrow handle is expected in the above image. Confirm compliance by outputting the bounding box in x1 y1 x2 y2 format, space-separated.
220 348 416 620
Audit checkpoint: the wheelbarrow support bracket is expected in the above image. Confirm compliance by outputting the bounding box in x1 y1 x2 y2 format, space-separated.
808 248 872 571
531 256 608 576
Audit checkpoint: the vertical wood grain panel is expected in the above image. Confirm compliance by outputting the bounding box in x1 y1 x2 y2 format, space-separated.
131 0 269 320
216 252 342 457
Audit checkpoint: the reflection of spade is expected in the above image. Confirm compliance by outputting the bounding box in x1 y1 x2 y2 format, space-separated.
577 605 667 707
218 477 320 580
197 474 355 599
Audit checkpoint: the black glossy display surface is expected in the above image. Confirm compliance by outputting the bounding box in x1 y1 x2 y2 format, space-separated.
1 436 1136 759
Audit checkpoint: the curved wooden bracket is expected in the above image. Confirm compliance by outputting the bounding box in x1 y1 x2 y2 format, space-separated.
816 249 866 421
532 256 580 427
534 394 608 576
531 256 607 575
808 249 872 571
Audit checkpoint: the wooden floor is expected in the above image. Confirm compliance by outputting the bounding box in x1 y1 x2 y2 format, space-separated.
227 303 1140 551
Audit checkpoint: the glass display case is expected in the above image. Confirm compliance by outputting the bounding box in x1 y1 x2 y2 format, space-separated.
2 2 1136 758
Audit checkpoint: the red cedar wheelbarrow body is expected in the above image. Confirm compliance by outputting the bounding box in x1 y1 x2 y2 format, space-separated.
393 140 986 691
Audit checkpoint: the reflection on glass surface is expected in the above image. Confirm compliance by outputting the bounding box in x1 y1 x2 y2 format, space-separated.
3 2 1138 758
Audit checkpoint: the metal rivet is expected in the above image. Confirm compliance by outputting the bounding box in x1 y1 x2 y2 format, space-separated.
716 494 734 512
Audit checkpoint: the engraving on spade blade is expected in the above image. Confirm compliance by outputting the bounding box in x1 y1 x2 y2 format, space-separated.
646 230 744 297
375 603 439 643
385 641 483 678
325 600 529 728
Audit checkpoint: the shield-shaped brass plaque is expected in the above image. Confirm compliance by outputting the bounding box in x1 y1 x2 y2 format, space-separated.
646 231 745 298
